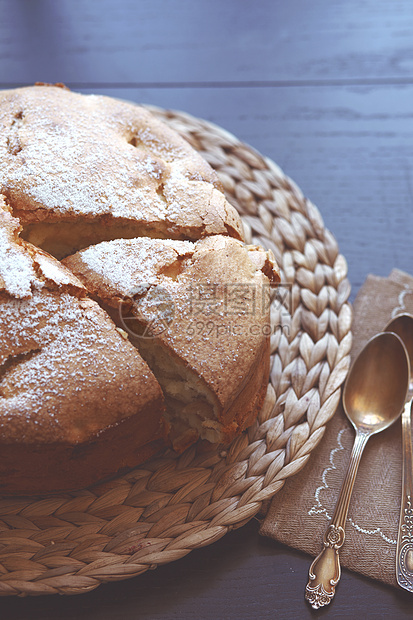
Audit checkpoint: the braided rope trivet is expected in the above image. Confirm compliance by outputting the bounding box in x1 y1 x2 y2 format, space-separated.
0 107 352 596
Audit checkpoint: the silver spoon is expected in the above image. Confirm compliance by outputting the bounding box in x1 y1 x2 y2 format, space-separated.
384 313 413 591
305 331 410 609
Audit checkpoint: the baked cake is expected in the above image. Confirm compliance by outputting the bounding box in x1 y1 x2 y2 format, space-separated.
64 235 279 452
0 84 280 494
0 84 243 259
0 199 165 494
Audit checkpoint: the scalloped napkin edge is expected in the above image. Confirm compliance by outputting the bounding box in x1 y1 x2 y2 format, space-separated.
259 268 413 588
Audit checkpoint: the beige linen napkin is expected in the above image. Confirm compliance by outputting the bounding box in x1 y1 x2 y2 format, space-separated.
260 269 413 587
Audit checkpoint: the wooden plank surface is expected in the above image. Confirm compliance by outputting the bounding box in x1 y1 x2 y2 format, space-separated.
1 0 413 618
4 0 413 84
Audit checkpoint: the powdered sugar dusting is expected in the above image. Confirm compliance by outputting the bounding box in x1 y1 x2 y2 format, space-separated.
65 234 272 419
34 250 85 291
0 227 37 298
8 115 164 220
0 87 241 238
76 237 194 294
0 218 159 444
0 288 158 443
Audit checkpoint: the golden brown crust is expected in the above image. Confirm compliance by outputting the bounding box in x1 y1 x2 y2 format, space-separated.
0 195 37 298
0 289 163 444
0 85 243 257
0 194 88 299
0 413 165 495
0 203 165 493
64 235 279 446
0 86 281 494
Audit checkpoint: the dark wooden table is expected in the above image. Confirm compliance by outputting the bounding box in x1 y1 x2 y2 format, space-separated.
1 1 413 617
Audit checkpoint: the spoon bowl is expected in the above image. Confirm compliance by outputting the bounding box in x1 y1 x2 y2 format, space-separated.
305 331 410 609
343 331 410 435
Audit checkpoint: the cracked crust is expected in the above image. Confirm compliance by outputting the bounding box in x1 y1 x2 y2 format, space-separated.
0 198 165 493
64 235 280 450
0 85 244 259
0 86 281 494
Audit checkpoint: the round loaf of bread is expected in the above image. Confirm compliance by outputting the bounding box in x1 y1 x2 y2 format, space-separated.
0 85 280 494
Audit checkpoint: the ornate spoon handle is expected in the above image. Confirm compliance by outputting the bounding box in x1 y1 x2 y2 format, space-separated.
396 399 413 591
305 429 370 609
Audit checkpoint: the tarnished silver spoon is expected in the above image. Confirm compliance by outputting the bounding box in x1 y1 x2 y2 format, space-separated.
384 313 413 591
305 331 410 609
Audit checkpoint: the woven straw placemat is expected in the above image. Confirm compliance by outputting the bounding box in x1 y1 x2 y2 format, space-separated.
0 106 352 597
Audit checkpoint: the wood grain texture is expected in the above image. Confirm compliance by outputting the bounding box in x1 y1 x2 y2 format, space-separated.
0 0 413 617
3 0 413 85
